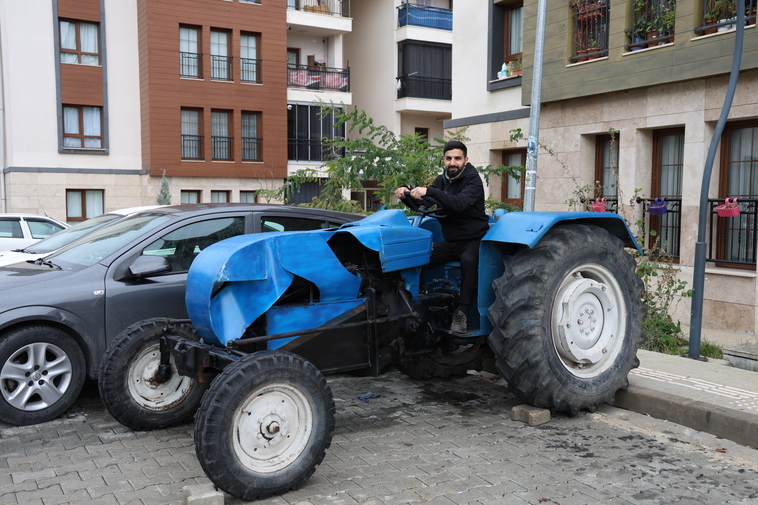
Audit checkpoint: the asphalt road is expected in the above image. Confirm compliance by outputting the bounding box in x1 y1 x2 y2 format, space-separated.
1 371 758 505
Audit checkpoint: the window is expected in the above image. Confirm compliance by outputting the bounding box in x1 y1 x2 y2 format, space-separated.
260 215 343 233
240 191 257 203
504 3 523 72
27 219 66 239
181 108 203 160
240 33 261 83
397 40 452 100
716 121 758 266
142 217 245 272
595 134 618 198
60 19 99 65
501 150 525 209
180 26 202 78
212 110 233 161
287 49 299 67
211 29 232 81
629 0 676 48
63 106 103 149
211 190 229 203
0 219 23 239
650 129 683 259
242 111 262 161
287 104 345 162
181 190 201 204
66 189 104 223
570 0 609 62
415 127 429 141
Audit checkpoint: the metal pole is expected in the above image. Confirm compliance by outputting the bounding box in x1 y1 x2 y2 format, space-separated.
688 0 744 360
522 0 548 213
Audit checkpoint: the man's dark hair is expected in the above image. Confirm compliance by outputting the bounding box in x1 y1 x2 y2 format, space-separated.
443 140 467 157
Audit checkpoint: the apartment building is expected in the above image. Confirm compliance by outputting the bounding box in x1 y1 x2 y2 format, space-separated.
0 0 354 220
510 0 758 336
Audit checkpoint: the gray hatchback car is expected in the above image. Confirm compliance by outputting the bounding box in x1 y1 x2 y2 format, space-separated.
0 204 361 425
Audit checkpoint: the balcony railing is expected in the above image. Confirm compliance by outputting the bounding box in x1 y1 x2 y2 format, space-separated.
242 137 262 162
241 58 261 83
695 0 757 35
587 197 619 214
286 0 351 17
397 3 452 30
625 0 675 51
707 198 757 267
211 55 233 81
569 0 609 62
287 64 350 91
637 197 682 258
212 136 233 161
396 74 451 100
288 139 344 162
181 135 204 160
180 52 203 78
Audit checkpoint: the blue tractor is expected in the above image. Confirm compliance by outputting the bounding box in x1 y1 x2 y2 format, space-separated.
99 205 645 501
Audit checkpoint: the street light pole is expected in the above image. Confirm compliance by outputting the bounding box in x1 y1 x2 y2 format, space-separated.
523 0 548 213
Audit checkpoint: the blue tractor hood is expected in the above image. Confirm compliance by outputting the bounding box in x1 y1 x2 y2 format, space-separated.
186 209 432 346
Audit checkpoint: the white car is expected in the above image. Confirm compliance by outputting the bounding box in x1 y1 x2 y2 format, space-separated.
0 213 68 251
0 206 160 267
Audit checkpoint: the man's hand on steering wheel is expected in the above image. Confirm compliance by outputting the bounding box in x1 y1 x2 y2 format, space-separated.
401 189 447 219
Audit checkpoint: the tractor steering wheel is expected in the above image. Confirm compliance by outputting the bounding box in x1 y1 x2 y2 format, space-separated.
403 190 448 219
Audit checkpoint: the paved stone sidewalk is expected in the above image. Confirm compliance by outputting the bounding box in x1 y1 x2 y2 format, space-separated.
1 371 758 505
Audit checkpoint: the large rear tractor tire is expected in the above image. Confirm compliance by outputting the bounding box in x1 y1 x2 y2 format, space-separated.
487 224 646 415
98 318 208 430
194 351 335 501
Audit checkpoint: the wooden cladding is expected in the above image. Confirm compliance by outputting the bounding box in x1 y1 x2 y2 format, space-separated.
58 0 101 23
137 0 288 178
60 63 103 106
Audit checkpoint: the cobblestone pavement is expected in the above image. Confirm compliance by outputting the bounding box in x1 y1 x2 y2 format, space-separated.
2 371 758 505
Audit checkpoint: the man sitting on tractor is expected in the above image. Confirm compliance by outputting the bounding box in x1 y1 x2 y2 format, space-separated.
394 140 490 334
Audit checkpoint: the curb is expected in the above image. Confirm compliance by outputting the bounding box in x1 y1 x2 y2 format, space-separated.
615 385 758 449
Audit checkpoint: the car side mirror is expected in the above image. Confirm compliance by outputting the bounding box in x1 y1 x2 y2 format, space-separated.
128 255 172 277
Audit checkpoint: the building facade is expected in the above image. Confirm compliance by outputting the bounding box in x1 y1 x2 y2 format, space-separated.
473 0 758 337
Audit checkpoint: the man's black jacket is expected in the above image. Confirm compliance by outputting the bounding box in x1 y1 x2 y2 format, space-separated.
424 163 490 243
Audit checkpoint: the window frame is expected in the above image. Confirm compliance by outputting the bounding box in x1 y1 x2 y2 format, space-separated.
62 105 104 150
59 18 100 66
66 189 104 223
210 28 233 81
240 32 261 84
242 111 263 162
181 108 204 160
500 149 526 209
179 25 203 79
211 109 234 161
594 133 619 199
649 128 684 260
181 190 202 204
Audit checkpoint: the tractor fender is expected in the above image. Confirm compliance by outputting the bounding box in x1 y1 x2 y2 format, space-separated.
482 211 641 252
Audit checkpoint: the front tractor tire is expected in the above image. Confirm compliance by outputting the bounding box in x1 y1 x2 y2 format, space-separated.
193 351 335 501
487 224 646 415
98 319 208 430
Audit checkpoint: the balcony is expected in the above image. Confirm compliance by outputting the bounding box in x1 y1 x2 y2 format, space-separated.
240 58 261 84
625 0 676 51
397 3 452 30
242 137 262 162
707 198 757 268
287 64 349 92
212 136 233 161
396 74 451 100
288 139 344 163
287 0 350 17
180 52 203 79
569 0 609 63
695 0 757 35
211 55 233 81
181 135 204 160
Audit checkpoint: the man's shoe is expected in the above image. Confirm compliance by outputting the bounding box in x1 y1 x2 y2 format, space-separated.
451 310 467 334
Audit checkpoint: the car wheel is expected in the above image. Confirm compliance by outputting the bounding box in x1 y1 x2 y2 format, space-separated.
0 326 86 425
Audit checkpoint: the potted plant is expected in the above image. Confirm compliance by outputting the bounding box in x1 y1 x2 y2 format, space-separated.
660 4 676 35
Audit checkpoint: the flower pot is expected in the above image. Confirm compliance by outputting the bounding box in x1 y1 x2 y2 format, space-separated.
631 35 647 50
646 29 659 47
704 20 718 34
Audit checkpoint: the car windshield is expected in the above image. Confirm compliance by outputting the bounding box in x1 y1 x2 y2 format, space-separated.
24 213 122 254
47 213 172 268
